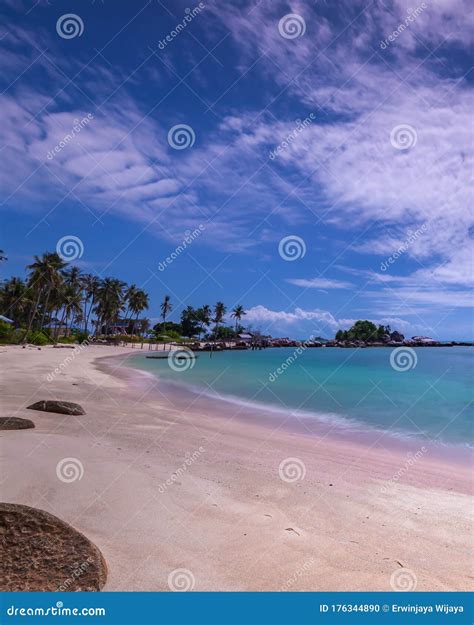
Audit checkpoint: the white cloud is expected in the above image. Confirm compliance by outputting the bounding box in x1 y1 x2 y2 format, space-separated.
287 277 353 289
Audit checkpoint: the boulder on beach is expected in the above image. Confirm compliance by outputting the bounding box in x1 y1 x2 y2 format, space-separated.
0 503 107 591
0 417 35 430
27 400 85 415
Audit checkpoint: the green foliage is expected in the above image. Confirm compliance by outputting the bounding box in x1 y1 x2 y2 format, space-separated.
0 320 11 340
335 320 383 342
27 331 51 345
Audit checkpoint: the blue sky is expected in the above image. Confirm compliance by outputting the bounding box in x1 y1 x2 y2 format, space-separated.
1 0 472 339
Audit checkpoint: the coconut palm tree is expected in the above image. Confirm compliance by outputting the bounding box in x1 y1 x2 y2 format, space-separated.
0 277 29 325
213 301 227 340
195 304 211 339
123 284 139 332
129 288 149 335
62 285 83 335
94 278 126 335
81 274 101 334
230 304 246 338
25 252 66 337
160 295 172 336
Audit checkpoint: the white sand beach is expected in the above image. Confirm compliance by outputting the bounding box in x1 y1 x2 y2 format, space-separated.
1 344 472 591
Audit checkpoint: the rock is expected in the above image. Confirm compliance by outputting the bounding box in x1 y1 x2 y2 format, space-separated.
27 400 85 415
0 503 107 591
0 417 35 430
390 330 405 342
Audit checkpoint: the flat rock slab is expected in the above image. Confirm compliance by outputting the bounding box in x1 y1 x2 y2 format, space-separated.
0 417 35 430
27 400 86 415
0 503 107 591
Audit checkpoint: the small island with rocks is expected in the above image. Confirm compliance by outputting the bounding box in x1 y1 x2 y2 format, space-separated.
324 320 473 348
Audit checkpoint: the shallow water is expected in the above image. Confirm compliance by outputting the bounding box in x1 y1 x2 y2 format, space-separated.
130 346 474 447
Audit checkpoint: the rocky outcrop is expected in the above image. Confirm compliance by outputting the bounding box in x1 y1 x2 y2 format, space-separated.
0 503 107 591
0 417 35 430
27 400 85 415
390 331 405 343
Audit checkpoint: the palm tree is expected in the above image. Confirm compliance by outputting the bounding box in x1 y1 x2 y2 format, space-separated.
81 274 101 334
0 250 7 262
213 301 227 340
230 305 246 338
62 285 83 335
196 304 211 339
0 277 29 325
25 252 66 337
160 295 172 337
129 288 149 335
123 284 139 332
94 278 126 335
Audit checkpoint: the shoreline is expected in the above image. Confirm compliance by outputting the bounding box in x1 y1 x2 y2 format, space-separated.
114 351 473 470
1 344 472 590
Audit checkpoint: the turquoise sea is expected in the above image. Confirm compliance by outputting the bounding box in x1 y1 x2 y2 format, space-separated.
130 346 474 448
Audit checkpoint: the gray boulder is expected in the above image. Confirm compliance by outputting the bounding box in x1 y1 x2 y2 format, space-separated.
27 400 85 416
0 417 35 430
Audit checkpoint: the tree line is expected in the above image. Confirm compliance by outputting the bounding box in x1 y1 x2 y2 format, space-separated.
0 251 246 344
